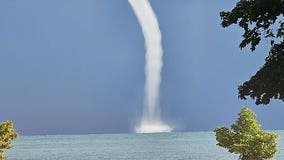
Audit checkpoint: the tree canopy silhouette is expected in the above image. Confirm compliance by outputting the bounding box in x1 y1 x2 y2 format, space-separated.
220 0 284 105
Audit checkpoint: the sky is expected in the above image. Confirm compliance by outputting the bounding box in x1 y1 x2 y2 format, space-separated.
0 0 283 135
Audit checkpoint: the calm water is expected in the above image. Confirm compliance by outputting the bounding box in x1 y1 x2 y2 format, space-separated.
7 131 284 160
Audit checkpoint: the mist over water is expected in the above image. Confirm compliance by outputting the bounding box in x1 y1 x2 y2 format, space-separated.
128 0 172 133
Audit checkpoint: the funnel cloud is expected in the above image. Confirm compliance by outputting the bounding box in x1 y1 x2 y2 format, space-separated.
128 0 172 133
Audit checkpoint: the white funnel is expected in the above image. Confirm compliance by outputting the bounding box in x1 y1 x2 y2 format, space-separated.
128 0 172 133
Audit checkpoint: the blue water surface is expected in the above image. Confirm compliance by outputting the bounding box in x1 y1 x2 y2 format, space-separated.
7 131 284 160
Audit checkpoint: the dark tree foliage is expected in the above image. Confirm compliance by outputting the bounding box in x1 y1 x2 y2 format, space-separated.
220 0 284 105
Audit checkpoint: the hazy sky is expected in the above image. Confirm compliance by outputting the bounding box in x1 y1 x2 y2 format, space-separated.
1 0 283 135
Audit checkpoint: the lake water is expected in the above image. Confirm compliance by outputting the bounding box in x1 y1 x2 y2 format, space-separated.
7 131 284 160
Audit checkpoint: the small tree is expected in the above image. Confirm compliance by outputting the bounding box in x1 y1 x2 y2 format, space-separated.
0 121 18 160
214 107 278 160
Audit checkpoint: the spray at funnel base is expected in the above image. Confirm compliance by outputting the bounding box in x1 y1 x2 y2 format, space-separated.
135 122 172 133
128 0 172 133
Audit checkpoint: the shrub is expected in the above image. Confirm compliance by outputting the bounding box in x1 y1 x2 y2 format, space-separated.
0 121 18 159
214 107 278 160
